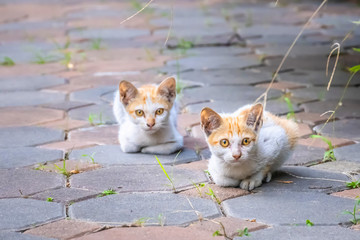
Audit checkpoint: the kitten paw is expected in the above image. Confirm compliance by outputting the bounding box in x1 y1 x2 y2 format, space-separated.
121 143 141 153
240 174 263 191
265 172 272 183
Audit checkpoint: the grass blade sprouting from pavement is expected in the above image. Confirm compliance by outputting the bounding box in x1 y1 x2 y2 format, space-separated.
155 155 175 191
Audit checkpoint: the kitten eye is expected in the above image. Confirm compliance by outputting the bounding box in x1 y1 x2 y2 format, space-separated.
156 108 164 115
220 139 229 147
135 109 144 117
242 138 251 145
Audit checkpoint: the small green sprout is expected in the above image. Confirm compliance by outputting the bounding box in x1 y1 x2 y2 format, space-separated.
178 38 194 50
88 113 104 126
306 219 314 227
192 182 206 197
33 52 55 64
1 56 15 66
346 180 360 189
144 48 155 61
133 217 150 227
310 135 336 162
238 227 250 237
155 155 175 191
343 198 360 225
205 186 221 205
97 189 117 197
46 197 54 202
54 160 70 177
212 230 221 237
158 213 165 226
91 38 104 50
82 153 96 164
284 97 295 120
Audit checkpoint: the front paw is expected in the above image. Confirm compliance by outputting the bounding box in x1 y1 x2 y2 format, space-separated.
240 176 263 191
121 143 140 153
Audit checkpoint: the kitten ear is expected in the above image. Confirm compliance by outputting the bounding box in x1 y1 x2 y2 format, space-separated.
246 103 263 132
201 107 223 136
119 80 138 106
157 77 176 103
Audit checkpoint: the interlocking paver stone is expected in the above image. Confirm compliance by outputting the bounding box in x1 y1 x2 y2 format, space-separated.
0 91 66 107
41 101 93 111
24 220 102 240
0 75 65 91
71 165 207 192
0 126 64 147
167 55 261 70
334 144 360 163
285 144 324 166
314 119 360 141
302 100 360 118
68 104 115 124
0 231 55 240
69 193 220 226
69 145 198 166
223 191 354 225
332 188 360 200
70 86 117 104
0 168 65 198
257 166 348 193
291 86 360 102
31 188 98 204
180 69 272 85
235 226 360 240
69 28 149 39
0 147 63 169
0 107 64 127
0 198 64 231
68 125 118 145
311 161 360 174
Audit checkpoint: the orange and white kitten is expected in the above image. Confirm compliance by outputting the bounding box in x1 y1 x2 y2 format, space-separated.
113 77 183 154
201 103 298 190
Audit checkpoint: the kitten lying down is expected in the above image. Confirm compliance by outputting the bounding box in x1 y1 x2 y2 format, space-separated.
201 103 299 191
113 77 183 154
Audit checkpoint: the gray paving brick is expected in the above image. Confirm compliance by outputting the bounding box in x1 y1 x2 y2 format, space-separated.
314 119 360 141
285 144 324 166
0 126 64 147
70 86 117 105
68 104 115 124
69 193 220 226
334 144 360 163
0 75 65 91
70 165 207 192
0 147 63 169
69 28 149 39
0 198 64 231
69 145 198 166
302 100 360 118
180 69 272 86
0 168 65 198
42 101 93 111
167 55 261 71
223 191 354 225
0 91 65 108
31 188 98 204
258 166 349 193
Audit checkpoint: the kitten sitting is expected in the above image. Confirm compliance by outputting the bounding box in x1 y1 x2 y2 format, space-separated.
200 103 298 190
113 77 183 154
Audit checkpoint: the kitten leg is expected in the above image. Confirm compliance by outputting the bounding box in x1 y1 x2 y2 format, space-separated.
240 171 264 191
121 142 141 153
210 171 240 187
265 172 272 183
141 141 183 155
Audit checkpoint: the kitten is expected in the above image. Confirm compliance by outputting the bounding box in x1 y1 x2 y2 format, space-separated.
113 77 183 154
200 103 298 190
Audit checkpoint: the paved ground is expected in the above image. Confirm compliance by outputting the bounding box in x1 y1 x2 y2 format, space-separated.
0 0 359 239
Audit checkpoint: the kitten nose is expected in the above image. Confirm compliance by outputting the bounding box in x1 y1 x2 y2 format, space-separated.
147 123 155 128
232 154 241 160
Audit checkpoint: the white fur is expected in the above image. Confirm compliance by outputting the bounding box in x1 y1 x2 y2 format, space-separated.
113 91 183 155
207 105 295 191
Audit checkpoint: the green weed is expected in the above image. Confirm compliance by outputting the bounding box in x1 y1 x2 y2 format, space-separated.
192 182 206 197
178 38 193 50
155 155 175 191
212 230 221 236
54 160 71 177
97 189 117 197
306 219 314 227
33 52 55 64
133 217 150 227
91 38 104 50
238 227 250 237
346 180 360 189
144 48 155 61
343 198 360 225
130 0 154 14
1 56 15 66
46 197 54 202
158 213 165 226
82 153 96 164
310 135 336 162
34 163 46 170
284 97 295 120
53 37 71 50
205 186 221 205
88 113 104 126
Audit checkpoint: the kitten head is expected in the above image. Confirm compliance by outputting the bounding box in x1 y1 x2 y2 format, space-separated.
118 77 176 133
201 104 263 164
